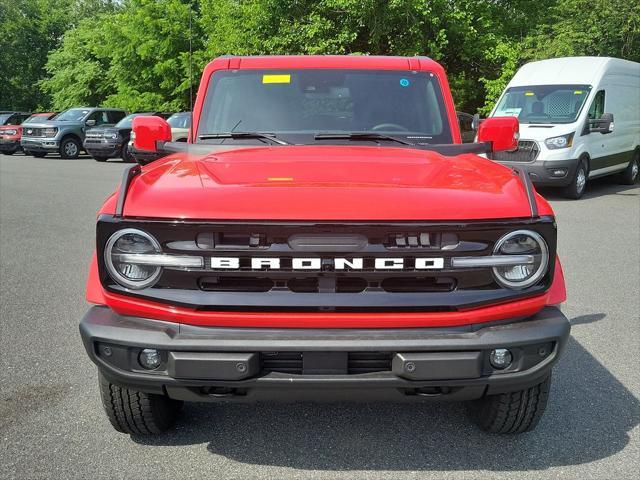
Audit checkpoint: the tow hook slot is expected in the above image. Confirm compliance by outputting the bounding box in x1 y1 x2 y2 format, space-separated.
404 386 453 397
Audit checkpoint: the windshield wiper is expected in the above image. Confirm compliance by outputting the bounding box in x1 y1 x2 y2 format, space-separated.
314 132 415 146
198 132 290 145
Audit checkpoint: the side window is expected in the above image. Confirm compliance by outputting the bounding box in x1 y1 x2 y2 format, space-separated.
588 90 605 120
6 114 19 125
87 111 110 125
108 111 126 124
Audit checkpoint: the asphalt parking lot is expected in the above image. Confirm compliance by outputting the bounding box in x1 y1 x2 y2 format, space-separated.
1 152 638 480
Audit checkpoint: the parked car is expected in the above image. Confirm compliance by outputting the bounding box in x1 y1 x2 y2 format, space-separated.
21 107 127 159
167 111 191 141
80 55 570 436
0 111 32 154
0 112 58 155
84 112 172 163
490 56 640 198
456 111 476 143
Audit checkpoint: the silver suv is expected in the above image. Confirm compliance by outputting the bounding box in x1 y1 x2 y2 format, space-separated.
21 107 127 159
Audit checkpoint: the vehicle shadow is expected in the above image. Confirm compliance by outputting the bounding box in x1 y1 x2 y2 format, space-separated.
132 316 639 472
537 176 639 201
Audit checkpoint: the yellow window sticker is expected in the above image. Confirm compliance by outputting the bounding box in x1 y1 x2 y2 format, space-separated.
525 92 535 96
262 74 291 84
574 90 583 94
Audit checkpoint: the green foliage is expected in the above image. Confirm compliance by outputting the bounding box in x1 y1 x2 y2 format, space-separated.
1 0 638 114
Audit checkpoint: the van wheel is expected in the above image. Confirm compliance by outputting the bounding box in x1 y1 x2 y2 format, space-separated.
93 156 109 162
563 160 588 199
619 151 639 185
99 374 182 435
121 143 135 163
59 137 81 159
469 374 551 434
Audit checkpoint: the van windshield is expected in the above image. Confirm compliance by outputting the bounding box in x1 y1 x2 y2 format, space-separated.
56 108 90 121
494 85 592 124
197 69 452 144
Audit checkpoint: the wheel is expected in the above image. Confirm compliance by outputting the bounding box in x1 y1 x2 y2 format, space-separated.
469 374 551 434
563 159 588 199
98 374 182 435
619 151 639 185
31 152 47 158
121 143 135 163
59 137 81 159
2 149 16 155
93 156 109 162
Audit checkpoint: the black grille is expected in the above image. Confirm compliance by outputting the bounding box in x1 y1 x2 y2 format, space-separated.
97 216 557 311
493 140 539 163
260 352 392 375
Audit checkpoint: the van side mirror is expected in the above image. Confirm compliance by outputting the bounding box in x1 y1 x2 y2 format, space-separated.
476 116 519 152
85 119 96 127
589 113 614 134
131 116 172 165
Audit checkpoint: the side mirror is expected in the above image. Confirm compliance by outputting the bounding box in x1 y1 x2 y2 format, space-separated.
471 113 481 131
132 116 172 153
476 116 519 152
589 113 614 134
85 119 96 127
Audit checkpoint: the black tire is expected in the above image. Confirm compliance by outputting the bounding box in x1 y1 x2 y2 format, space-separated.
2 149 16 155
619 151 639 185
469 374 551 434
98 374 182 435
31 152 47 158
121 143 135 163
563 159 588 199
59 137 81 159
93 156 109 162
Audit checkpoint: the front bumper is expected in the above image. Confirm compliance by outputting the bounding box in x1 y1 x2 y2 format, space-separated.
84 140 122 158
0 139 20 151
80 306 570 402
20 138 59 152
495 158 579 187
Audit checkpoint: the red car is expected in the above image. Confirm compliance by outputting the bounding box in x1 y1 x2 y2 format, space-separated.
0 112 57 155
80 56 570 435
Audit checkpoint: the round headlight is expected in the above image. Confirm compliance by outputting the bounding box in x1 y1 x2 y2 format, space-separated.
104 229 162 289
493 230 549 289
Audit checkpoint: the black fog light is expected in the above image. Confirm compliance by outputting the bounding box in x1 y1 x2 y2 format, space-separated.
489 348 513 370
139 348 161 370
548 168 568 178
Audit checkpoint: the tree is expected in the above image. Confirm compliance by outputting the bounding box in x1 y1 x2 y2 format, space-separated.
0 0 117 111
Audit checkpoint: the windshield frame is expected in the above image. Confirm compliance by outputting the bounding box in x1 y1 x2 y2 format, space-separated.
196 68 453 146
493 84 593 125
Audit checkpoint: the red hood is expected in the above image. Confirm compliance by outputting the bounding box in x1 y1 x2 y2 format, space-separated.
112 145 552 221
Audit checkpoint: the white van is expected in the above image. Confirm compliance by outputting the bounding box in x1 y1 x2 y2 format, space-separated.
490 57 640 198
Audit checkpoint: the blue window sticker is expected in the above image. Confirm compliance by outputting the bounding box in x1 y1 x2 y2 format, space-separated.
399 78 410 87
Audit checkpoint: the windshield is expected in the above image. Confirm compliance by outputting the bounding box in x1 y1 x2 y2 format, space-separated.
168 113 191 129
494 85 592 124
56 108 90 122
23 114 50 124
0 114 13 125
115 114 143 129
197 69 452 144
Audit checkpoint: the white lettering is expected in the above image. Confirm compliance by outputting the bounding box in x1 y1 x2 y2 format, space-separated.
251 258 280 269
375 258 404 269
415 258 444 269
292 258 322 269
334 258 364 270
211 257 240 269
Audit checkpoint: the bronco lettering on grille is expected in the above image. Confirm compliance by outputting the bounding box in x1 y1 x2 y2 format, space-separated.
210 257 445 270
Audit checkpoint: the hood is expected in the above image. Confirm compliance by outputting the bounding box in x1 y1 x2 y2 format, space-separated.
26 120 83 129
518 123 577 141
115 145 552 221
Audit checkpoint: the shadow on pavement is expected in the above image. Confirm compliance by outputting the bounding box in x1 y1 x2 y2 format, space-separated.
537 176 639 202
132 314 639 472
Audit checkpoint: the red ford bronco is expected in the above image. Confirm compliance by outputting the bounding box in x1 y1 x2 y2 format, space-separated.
80 56 570 435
